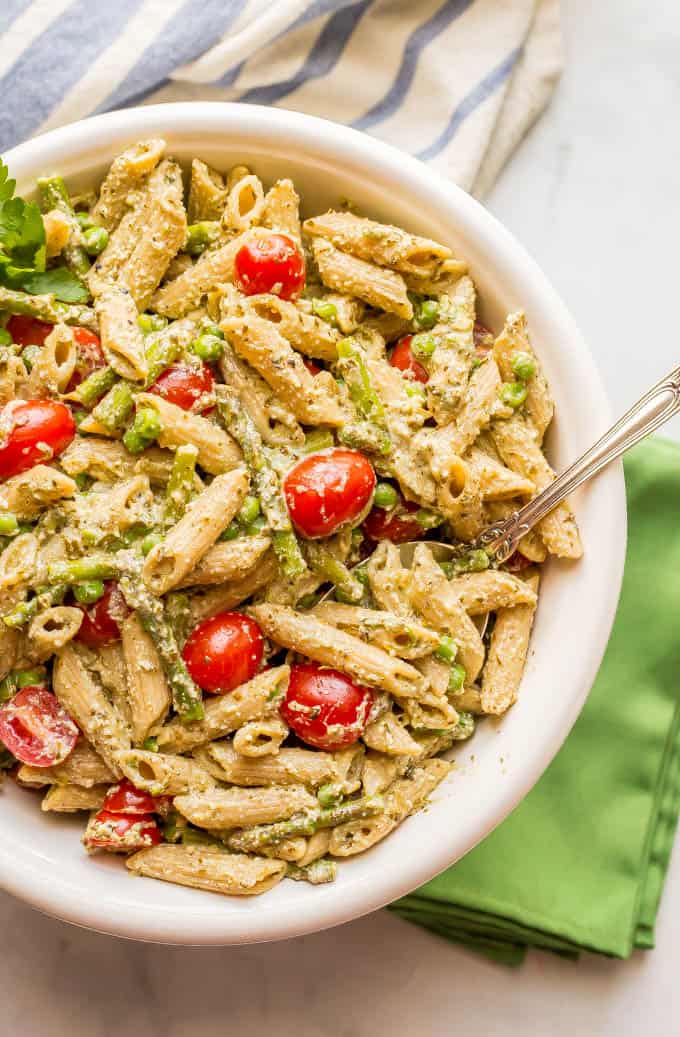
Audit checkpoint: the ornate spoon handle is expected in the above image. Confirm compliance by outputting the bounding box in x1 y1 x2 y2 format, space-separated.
479 363 680 562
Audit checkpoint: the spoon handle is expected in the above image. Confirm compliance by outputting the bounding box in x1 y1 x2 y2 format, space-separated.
480 363 680 561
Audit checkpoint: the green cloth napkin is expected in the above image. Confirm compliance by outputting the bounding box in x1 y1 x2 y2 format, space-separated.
391 438 680 964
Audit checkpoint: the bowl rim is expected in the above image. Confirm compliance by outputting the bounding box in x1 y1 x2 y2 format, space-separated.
0 102 627 945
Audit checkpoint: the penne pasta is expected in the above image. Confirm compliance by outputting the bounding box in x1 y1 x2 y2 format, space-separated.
312 237 413 318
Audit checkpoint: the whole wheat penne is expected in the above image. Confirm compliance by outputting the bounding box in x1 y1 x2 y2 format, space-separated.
175 534 271 589
224 173 265 231
53 644 130 776
126 845 286 896
0 465 76 519
450 570 538 615
261 178 301 240
41 784 108 813
187 158 227 223
29 606 83 661
239 292 340 362
231 717 289 757
136 392 242 474
155 665 289 754
188 551 279 625
90 138 165 231
493 311 554 441
175 785 316 829
250 604 429 701
312 237 412 318
198 740 352 788
311 602 440 659
362 711 424 756
116 749 214 796
303 211 451 277
94 283 147 381
16 740 115 788
121 613 171 744
481 572 540 714
27 323 76 397
426 275 475 424
143 466 249 594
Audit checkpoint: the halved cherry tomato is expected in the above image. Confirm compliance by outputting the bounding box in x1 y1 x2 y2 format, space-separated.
70 327 106 384
102 779 169 816
363 494 424 543
390 335 429 384
283 448 376 539
281 663 372 751
74 581 130 647
183 611 264 695
473 320 494 354
0 399 75 480
7 315 53 347
148 362 215 412
302 357 322 375
0 686 78 767
83 810 162 852
504 550 533 573
234 233 305 301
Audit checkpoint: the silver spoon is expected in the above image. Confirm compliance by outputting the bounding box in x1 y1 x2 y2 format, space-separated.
444 360 680 564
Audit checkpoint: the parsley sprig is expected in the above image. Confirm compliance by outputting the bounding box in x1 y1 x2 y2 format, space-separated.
0 160 88 303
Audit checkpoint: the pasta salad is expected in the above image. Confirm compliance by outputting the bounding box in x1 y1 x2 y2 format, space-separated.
0 141 582 897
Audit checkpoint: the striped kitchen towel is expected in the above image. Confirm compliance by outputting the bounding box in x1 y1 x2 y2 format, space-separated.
0 0 561 196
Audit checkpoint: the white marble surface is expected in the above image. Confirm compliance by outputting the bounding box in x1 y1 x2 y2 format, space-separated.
5 1 680 1033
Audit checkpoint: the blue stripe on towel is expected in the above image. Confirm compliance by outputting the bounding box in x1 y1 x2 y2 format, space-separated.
0 0 33 35
237 0 372 106
352 0 474 130
417 46 520 160
0 0 145 152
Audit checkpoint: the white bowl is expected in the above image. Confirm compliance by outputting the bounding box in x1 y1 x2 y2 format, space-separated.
0 103 626 944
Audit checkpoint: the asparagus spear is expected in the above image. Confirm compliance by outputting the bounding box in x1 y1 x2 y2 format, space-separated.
91 381 135 433
286 859 337 884
303 541 364 603
336 337 391 448
37 176 91 279
2 583 65 629
216 386 306 581
227 795 384 853
0 286 97 330
163 444 198 526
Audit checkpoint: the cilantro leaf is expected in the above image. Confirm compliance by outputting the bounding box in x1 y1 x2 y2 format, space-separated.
0 159 46 277
20 267 89 303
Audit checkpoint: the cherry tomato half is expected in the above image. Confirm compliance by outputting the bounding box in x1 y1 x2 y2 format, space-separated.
0 399 75 480
390 335 429 384
74 581 130 647
234 233 305 301
148 362 215 413
363 495 424 543
83 810 162 852
183 611 264 695
504 550 533 573
102 779 169 816
0 686 78 767
284 448 376 539
281 663 373 751
7 315 53 347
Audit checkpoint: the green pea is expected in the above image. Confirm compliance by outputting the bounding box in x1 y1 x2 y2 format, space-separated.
435 635 458 664
123 406 161 454
410 332 437 360
415 508 443 530
0 512 19 536
201 322 224 340
141 531 164 556
237 495 261 527
244 515 267 536
454 549 490 574
73 473 90 492
137 313 168 335
415 299 439 330
142 736 159 753
317 783 342 809
500 381 528 409
219 522 241 542
83 226 109 256
15 666 48 689
373 482 398 510
351 528 364 551
76 211 94 230
448 663 466 694
73 579 106 605
0 327 11 347
185 221 221 256
511 351 536 382
312 299 338 325
191 333 224 362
